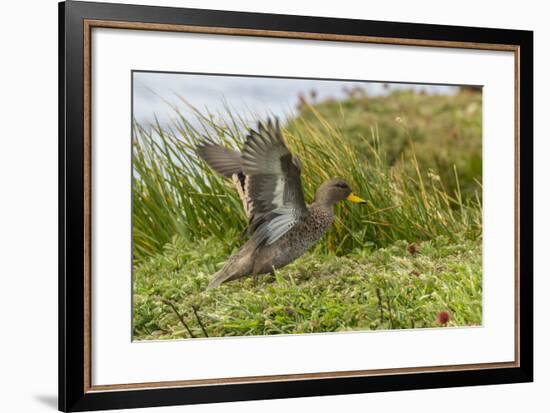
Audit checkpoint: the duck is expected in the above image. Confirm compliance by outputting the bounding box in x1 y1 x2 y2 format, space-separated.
197 118 367 288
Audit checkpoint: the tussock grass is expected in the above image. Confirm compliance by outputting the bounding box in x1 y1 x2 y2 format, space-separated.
132 101 481 262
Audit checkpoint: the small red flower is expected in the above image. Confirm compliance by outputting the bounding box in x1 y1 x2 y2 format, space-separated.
437 311 450 326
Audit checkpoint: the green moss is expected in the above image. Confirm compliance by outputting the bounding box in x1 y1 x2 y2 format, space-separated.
133 235 481 340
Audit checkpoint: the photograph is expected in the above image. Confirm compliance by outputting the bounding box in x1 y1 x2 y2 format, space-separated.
131 72 483 341
53 1 534 411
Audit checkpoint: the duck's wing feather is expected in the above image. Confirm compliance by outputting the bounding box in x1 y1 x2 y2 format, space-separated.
242 119 308 246
196 141 253 218
196 141 242 178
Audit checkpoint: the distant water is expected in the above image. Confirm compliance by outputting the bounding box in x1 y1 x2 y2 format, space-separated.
133 71 459 129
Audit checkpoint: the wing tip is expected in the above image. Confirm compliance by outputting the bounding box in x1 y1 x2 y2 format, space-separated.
196 140 243 178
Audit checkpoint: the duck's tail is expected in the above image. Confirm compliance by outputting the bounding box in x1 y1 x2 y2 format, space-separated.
208 262 248 288
207 241 256 289
207 269 234 289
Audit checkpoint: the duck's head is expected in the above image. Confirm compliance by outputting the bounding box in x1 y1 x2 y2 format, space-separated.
314 179 367 207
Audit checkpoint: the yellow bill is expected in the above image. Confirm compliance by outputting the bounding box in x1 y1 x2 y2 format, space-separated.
346 193 368 204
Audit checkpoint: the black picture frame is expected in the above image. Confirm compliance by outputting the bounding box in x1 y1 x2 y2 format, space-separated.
59 1 533 411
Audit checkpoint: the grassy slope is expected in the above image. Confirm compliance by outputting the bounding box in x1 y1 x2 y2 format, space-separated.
133 235 481 340
291 88 482 199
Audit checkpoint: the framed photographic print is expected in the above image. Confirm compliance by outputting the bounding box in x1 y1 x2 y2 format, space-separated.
59 1 533 411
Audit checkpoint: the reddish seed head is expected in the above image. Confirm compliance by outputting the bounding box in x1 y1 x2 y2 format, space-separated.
310 89 318 100
437 311 450 326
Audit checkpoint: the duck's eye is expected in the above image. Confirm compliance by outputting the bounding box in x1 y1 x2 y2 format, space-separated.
335 183 348 189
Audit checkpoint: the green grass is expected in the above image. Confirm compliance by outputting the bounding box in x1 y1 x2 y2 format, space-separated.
133 235 481 340
132 92 481 262
131 88 483 339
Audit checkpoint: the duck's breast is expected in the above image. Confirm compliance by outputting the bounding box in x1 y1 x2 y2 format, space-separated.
253 206 333 273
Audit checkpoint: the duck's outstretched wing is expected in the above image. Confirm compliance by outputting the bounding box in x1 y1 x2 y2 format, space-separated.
196 141 242 178
242 119 309 246
196 141 252 218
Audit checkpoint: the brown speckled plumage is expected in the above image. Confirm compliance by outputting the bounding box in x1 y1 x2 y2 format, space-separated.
196 119 366 288
251 204 334 274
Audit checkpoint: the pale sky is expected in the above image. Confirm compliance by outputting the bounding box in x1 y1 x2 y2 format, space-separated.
133 71 459 128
